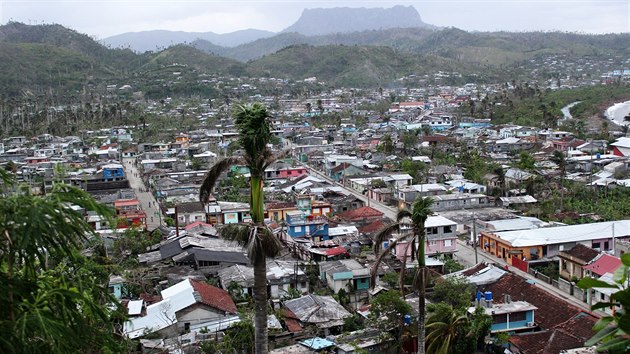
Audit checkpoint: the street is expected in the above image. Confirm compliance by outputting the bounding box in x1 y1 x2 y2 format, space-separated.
303 163 399 220
123 157 163 230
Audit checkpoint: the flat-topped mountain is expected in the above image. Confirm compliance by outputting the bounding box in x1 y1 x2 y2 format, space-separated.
281 5 433 36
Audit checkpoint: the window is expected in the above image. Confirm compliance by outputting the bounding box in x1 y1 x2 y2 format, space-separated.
510 312 527 322
444 225 453 233
294 226 302 232
300 281 307 288
593 242 601 250
427 227 438 235
492 314 507 324
444 239 452 247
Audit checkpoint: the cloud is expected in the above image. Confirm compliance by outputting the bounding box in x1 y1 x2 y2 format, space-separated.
0 0 628 38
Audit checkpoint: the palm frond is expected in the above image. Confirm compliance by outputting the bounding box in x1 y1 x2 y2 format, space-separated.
248 226 283 264
398 237 417 294
412 267 427 291
369 234 407 290
199 157 241 204
219 223 251 247
395 209 412 222
372 222 403 254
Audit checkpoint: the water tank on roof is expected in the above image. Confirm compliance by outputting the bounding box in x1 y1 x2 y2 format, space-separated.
476 291 483 301
484 291 493 301
404 314 412 326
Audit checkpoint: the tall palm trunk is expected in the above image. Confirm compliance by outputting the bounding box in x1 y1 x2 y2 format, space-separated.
253 258 268 354
417 229 426 354
251 174 268 353
418 270 426 354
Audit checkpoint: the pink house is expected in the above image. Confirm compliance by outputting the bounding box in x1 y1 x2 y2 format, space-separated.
277 167 308 179
391 215 458 260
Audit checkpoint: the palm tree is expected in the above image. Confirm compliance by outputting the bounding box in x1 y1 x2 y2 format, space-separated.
199 103 283 354
371 197 434 354
493 166 507 197
425 306 470 354
550 150 567 210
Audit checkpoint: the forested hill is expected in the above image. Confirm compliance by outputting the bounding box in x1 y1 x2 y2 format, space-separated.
0 22 629 97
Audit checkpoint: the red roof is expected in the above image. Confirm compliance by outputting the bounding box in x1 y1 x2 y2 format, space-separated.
583 254 622 276
279 308 302 332
358 220 386 234
325 246 348 256
190 280 237 314
184 221 213 231
337 206 383 222
114 199 140 207
483 273 598 330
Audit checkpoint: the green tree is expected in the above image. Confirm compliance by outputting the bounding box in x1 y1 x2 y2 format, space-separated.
402 158 428 184
201 318 255 354
428 277 474 310
516 151 536 171
199 103 283 354
0 171 125 353
426 303 491 354
371 197 434 354
368 290 413 348
378 134 395 155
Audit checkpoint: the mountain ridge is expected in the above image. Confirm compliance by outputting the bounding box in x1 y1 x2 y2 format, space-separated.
280 5 433 36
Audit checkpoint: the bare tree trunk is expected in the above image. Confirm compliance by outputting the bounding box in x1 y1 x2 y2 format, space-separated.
253 258 268 354
417 268 425 354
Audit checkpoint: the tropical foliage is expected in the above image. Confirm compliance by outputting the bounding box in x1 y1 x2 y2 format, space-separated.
577 253 630 353
0 170 126 353
426 303 491 354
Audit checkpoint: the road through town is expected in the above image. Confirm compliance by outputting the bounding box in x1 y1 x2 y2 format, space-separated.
123 157 163 230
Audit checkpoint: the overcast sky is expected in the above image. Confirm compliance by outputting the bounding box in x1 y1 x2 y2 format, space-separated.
0 0 628 39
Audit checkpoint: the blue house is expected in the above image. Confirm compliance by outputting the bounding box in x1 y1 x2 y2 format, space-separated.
101 163 125 181
471 294 538 333
285 210 329 241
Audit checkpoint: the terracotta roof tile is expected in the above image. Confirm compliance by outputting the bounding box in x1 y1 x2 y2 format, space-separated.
561 244 600 263
482 273 596 330
358 220 386 234
190 280 237 314
337 206 383 222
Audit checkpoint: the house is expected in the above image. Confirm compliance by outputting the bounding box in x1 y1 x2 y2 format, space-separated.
393 215 458 258
479 220 630 266
113 199 146 229
285 210 329 241
611 137 630 156
430 193 489 211
137 234 249 269
283 294 351 332
217 260 309 299
336 206 384 225
470 297 538 333
330 162 367 182
174 202 207 226
558 244 600 281
583 253 622 278
266 201 297 221
479 272 599 353
488 137 534 153
123 279 238 339
319 259 372 295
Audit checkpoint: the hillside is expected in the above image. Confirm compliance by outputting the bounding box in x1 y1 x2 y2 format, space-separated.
281 5 432 36
141 44 247 75
248 44 493 87
192 26 630 64
102 28 275 53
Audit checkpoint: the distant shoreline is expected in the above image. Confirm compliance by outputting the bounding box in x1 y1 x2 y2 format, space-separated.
605 100 630 126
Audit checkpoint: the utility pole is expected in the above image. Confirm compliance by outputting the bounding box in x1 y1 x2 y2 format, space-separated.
473 214 478 264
